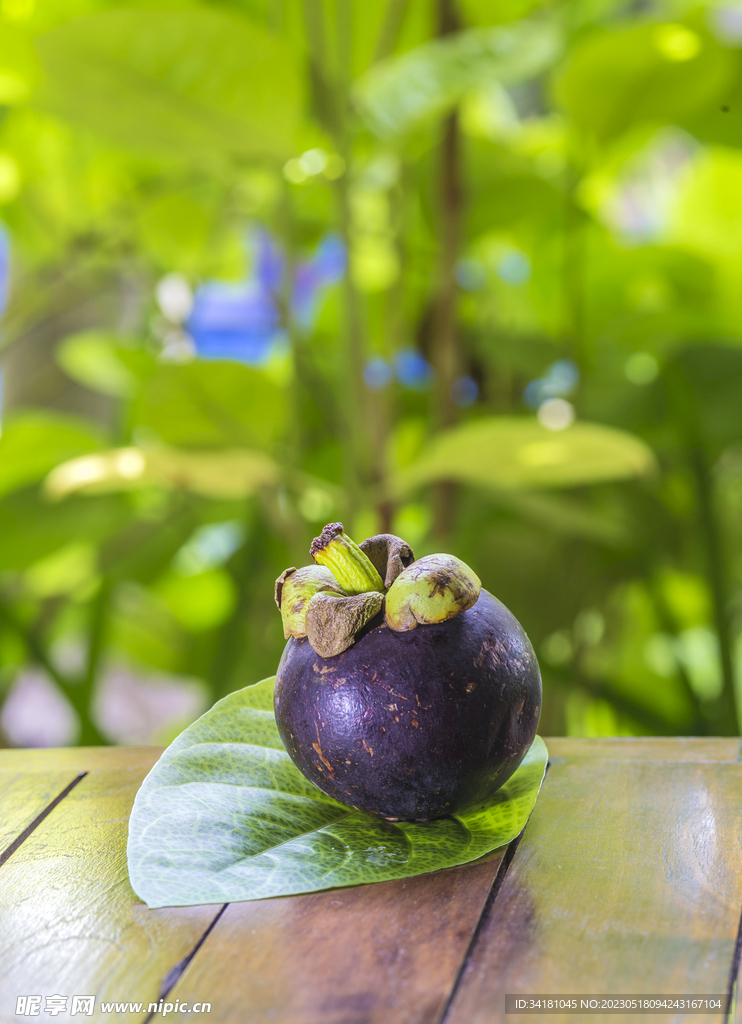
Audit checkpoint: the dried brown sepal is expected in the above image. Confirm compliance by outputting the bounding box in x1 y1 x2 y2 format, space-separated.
358 533 415 589
278 565 344 639
305 591 384 658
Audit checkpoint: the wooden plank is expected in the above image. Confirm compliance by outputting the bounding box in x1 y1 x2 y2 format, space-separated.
0 750 221 1023
0 746 164 772
545 736 741 762
445 756 742 1024
0 767 80 858
166 852 508 1024
2 742 736 1023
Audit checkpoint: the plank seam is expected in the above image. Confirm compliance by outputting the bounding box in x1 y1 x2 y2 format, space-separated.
436 758 551 1024
724 897 742 1022
0 772 87 868
436 829 525 1024
142 904 228 1024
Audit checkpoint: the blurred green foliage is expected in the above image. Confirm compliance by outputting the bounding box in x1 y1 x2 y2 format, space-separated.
0 0 741 746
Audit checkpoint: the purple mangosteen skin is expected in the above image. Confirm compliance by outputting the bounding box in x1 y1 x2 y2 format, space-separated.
274 588 542 821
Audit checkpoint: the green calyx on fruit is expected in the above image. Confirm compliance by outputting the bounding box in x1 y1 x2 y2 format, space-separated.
310 522 384 595
276 526 391 656
276 524 480 657
384 554 481 632
275 565 344 640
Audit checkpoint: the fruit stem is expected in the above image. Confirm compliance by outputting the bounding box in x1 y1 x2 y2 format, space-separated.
311 523 384 595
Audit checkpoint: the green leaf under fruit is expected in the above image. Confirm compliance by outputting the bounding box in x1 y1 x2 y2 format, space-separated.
127 677 548 907
391 417 657 494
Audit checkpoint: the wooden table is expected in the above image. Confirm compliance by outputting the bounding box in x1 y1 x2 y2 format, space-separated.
0 739 740 1024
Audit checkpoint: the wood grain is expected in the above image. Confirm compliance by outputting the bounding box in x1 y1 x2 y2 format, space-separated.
444 754 742 1024
0 748 220 1023
165 851 508 1024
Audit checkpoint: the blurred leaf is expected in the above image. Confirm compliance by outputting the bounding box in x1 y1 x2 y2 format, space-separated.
57 332 140 397
553 22 733 143
155 569 237 633
0 412 102 499
656 569 712 630
127 676 548 907
492 490 632 547
25 541 97 597
583 580 696 728
45 446 280 501
665 342 742 449
138 193 214 272
35 8 302 160
392 417 657 494
101 511 198 588
0 23 39 105
459 0 548 26
355 20 562 138
134 362 287 449
681 58 742 148
467 172 562 233
110 581 186 673
671 148 742 261
0 491 129 572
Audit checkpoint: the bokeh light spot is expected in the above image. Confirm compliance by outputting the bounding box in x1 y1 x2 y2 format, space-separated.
456 258 487 291
0 154 21 203
395 349 432 390
364 356 392 390
496 250 531 285
157 273 193 323
654 24 701 62
624 351 659 385
537 397 575 431
451 375 478 407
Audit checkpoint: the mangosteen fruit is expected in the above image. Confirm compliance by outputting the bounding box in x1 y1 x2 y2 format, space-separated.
273 523 541 822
